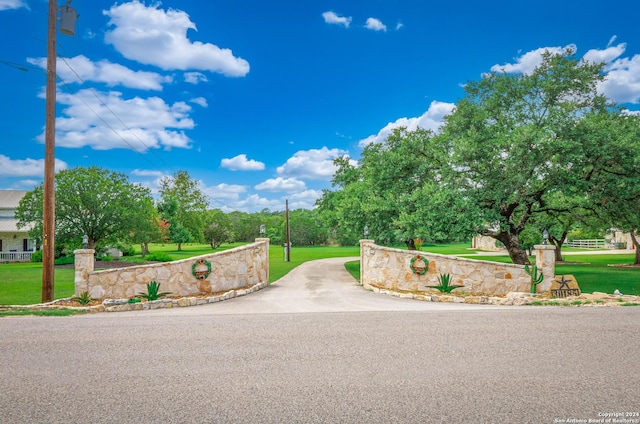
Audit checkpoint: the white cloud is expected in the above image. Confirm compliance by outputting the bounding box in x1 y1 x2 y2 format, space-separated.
190 97 208 107
583 43 626 65
40 88 194 151
277 147 355 181
27 55 169 90
490 45 576 75
0 0 28 11
288 189 323 209
396 22 404 31
255 177 306 192
359 101 455 146
365 18 387 32
493 42 640 105
583 42 640 104
131 169 165 178
599 54 640 104
221 154 265 171
230 194 284 213
104 1 250 77
184 72 208 84
202 183 248 206
322 11 352 28
0 154 68 176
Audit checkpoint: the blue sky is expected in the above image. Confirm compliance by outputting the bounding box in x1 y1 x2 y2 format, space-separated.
1 0 639 212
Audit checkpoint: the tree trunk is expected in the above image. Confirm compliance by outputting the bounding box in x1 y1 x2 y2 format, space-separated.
177 242 182 251
494 233 530 265
140 243 148 258
550 236 565 262
405 239 416 250
630 231 640 265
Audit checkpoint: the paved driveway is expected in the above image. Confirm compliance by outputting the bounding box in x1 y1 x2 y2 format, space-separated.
1 257 638 423
155 257 500 316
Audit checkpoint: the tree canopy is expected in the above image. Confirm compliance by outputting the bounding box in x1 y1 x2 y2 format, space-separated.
317 49 640 263
159 170 209 249
16 166 156 250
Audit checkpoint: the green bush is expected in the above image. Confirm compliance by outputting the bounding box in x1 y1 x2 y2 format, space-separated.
116 243 136 257
144 252 174 262
98 255 114 262
119 256 147 264
30 250 43 263
54 256 75 265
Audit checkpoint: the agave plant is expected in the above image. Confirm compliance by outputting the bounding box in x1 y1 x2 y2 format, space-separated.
138 280 172 301
71 291 93 305
427 273 464 294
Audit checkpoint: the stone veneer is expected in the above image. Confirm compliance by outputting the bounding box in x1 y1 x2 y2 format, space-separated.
360 240 556 296
74 238 269 300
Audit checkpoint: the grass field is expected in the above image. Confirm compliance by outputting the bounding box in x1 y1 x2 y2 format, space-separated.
0 243 360 305
1 242 638 305
473 253 639 295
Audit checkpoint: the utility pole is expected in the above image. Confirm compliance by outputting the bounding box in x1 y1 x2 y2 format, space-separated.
42 0 77 302
42 0 57 303
285 199 290 262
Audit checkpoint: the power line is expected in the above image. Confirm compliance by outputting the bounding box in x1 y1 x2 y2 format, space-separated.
2 55 239 211
58 55 177 172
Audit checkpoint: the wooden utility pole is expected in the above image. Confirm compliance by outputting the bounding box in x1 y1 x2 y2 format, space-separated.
285 199 290 262
42 0 57 302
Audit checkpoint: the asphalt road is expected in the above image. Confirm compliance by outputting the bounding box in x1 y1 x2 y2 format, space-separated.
1 258 638 423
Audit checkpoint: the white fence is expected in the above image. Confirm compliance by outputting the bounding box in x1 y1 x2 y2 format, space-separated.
0 251 34 261
565 239 606 249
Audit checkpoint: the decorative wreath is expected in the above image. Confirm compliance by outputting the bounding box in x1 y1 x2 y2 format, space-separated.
410 255 428 275
192 258 212 280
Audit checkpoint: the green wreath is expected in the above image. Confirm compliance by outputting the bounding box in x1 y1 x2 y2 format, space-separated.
192 258 212 280
410 255 428 275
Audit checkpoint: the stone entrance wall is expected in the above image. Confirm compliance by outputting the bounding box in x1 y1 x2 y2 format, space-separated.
74 238 270 299
360 240 555 296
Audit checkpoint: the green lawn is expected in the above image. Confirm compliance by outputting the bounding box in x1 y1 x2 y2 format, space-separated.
389 242 474 255
2 242 638 305
129 242 250 260
269 245 360 282
0 263 75 305
473 253 640 295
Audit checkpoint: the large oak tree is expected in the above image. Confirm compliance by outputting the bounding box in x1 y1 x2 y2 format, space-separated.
318 50 640 264
16 166 157 250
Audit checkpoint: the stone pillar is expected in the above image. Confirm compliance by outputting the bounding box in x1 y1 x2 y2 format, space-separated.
534 244 556 292
74 249 95 296
359 239 375 288
254 238 270 286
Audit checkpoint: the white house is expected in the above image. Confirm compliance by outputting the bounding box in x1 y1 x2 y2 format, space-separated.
0 190 36 261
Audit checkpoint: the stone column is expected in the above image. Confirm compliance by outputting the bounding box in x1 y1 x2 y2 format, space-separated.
254 238 270 285
359 239 375 288
74 249 95 296
534 244 556 292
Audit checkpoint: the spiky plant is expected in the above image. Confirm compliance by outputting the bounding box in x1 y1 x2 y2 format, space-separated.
138 280 172 301
428 273 464 294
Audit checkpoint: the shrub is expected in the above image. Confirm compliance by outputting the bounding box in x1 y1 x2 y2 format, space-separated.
54 256 74 265
144 252 174 262
30 250 43 263
119 256 147 264
115 242 136 257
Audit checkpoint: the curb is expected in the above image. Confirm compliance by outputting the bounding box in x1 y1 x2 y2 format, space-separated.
1 282 269 314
